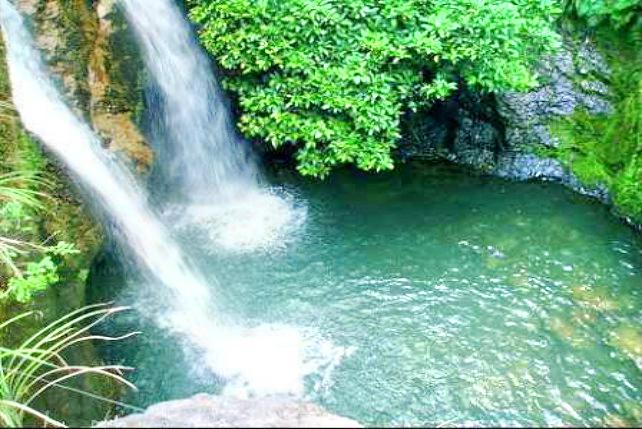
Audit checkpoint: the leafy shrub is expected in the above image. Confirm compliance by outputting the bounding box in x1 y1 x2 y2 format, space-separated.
0 171 81 303
189 0 562 177
4 242 80 303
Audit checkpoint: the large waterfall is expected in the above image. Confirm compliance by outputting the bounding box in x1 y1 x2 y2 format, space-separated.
120 0 304 252
0 0 212 319
0 0 339 398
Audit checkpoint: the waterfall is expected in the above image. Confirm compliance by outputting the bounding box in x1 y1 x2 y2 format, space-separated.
0 0 342 397
119 0 255 200
0 0 212 319
119 0 305 252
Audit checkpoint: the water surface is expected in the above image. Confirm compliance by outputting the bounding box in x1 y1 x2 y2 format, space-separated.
91 163 642 427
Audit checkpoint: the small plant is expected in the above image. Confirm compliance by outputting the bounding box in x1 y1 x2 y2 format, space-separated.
3 241 80 303
0 303 137 427
0 171 75 303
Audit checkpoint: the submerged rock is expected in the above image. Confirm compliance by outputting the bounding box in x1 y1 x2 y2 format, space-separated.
608 325 642 371
97 395 361 428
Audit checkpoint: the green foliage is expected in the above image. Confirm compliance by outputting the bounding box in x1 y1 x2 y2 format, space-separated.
549 29 642 222
563 0 642 30
0 170 82 303
189 0 562 177
4 242 80 304
6 257 58 304
0 38 96 304
0 304 136 427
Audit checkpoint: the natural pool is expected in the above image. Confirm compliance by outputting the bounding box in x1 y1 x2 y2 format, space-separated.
90 163 642 427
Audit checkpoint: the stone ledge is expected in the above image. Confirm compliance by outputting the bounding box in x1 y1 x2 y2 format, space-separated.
97 394 361 428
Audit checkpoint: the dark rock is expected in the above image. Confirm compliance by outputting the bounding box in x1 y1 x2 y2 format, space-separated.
493 152 611 202
402 34 613 203
96 394 361 428
496 37 611 154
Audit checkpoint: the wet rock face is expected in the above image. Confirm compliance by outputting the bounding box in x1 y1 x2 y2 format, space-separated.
97 394 361 428
14 0 152 172
404 35 612 201
495 37 611 152
492 36 612 200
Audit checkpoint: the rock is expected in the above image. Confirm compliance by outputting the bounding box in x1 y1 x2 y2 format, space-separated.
14 0 153 172
449 98 501 171
402 33 613 203
491 35 612 199
96 394 361 428
493 152 610 201
496 37 611 152
88 0 152 171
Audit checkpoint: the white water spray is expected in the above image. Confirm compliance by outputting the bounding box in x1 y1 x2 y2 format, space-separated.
120 0 305 252
119 0 254 198
0 0 341 397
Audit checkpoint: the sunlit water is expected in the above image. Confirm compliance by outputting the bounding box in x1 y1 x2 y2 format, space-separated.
91 164 642 427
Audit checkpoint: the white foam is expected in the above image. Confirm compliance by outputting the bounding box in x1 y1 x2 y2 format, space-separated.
163 310 351 398
171 189 307 253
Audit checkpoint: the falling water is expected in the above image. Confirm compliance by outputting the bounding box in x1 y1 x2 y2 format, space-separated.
119 0 254 199
120 0 305 252
0 0 212 321
0 0 341 397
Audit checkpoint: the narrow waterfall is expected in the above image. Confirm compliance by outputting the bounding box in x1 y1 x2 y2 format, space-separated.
0 0 341 397
120 0 304 252
119 0 255 200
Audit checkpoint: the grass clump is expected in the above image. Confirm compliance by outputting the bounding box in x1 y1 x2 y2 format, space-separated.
0 303 136 427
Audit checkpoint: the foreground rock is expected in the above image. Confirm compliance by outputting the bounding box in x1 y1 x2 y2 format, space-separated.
97 395 361 428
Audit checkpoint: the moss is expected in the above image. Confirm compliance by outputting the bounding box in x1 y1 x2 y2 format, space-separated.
56 0 98 111
0 37 25 173
102 8 146 120
548 27 642 223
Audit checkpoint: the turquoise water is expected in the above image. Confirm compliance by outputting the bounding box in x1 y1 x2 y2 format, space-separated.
90 163 642 427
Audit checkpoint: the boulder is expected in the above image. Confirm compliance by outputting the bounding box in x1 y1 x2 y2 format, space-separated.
97 394 361 428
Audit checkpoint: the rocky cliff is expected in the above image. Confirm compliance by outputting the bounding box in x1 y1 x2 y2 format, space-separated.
401 33 616 205
15 0 152 170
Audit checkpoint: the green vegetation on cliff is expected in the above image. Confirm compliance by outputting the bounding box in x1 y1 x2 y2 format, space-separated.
0 38 99 304
550 26 642 223
189 0 562 177
563 0 641 30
